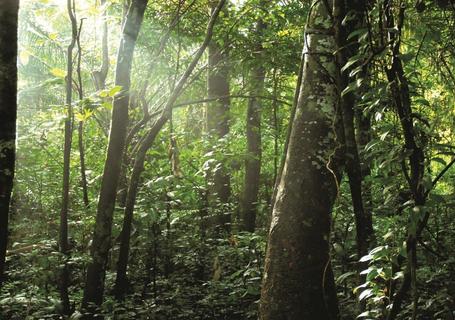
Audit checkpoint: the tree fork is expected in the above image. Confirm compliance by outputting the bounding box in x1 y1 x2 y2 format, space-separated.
113 0 226 299
81 0 149 314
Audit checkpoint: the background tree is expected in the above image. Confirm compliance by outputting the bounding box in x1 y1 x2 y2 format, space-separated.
113 0 226 299
241 0 266 233
57 0 78 314
206 2 231 233
0 0 19 288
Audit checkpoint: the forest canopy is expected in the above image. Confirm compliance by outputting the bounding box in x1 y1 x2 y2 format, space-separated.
0 0 454 319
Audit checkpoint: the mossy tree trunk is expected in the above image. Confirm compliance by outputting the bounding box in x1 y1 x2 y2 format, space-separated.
259 1 341 319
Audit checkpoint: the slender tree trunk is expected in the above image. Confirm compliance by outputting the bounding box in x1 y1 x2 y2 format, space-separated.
58 0 78 314
241 5 266 232
334 0 374 262
82 0 148 313
355 109 373 223
76 20 90 208
113 115 167 300
384 4 426 319
0 0 19 288
206 4 231 232
113 0 226 299
259 1 341 319
93 0 109 91
272 69 279 189
91 0 111 138
78 123 89 207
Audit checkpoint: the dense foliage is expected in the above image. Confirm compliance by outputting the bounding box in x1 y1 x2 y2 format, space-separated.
0 0 454 319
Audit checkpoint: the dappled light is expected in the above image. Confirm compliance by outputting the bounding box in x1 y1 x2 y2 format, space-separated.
0 0 454 319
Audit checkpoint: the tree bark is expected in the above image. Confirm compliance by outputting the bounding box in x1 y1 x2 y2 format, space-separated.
113 0 226 299
0 0 19 289
259 1 341 319
383 4 426 319
334 0 374 263
113 115 167 300
81 0 148 313
241 4 266 232
206 3 231 233
58 0 78 314
76 20 90 208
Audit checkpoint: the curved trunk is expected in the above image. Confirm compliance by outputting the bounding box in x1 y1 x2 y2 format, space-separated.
113 115 167 299
259 1 341 319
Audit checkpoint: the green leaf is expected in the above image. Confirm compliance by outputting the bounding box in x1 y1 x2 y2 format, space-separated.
359 254 373 262
99 89 109 98
414 98 430 106
357 310 373 318
102 101 112 110
336 271 356 284
343 78 364 97
347 28 368 41
108 85 123 97
50 68 66 78
359 288 373 301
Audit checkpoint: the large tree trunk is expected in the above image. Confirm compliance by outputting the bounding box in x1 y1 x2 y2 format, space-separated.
0 0 19 288
259 1 341 319
81 0 148 313
206 4 231 232
241 4 266 233
113 0 226 299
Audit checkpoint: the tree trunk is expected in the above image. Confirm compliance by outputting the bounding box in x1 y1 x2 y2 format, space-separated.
259 1 341 319
113 115 167 300
241 5 266 233
76 20 90 208
58 0 78 314
383 4 426 319
0 0 19 288
206 5 231 232
82 0 148 313
93 0 109 91
113 0 226 299
334 0 374 262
